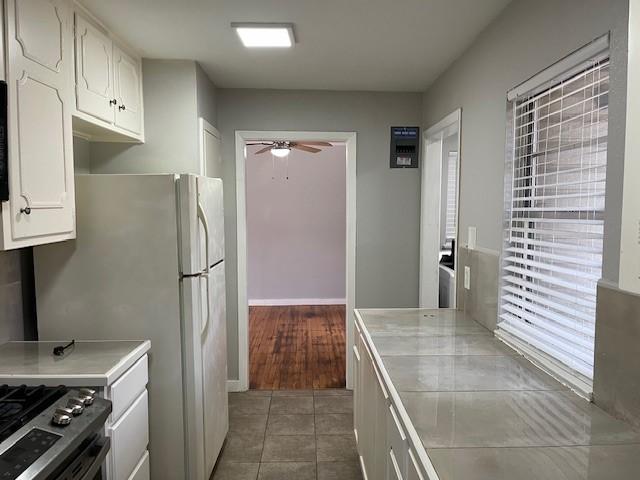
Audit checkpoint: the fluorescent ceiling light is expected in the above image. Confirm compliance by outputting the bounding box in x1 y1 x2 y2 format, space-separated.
271 146 291 157
232 23 295 48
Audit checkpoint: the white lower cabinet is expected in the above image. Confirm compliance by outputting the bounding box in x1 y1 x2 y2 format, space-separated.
354 317 426 480
103 354 150 480
407 449 425 480
387 405 408 480
128 451 150 480
354 327 393 480
109 390 149 480
388 449 404 480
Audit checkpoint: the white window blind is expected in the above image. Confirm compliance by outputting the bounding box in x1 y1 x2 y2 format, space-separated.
445 152 458 242
498 58 609 383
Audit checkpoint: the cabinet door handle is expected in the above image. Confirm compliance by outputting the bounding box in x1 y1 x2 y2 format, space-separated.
109 99 117 106
20 207 31 215
118 104 126 111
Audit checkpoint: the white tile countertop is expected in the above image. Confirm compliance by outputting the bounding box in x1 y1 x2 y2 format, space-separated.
355 308 640 480
0 340 150 386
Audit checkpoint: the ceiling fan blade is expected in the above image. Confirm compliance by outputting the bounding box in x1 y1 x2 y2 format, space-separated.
295 141 333 147
246 142 273 146
255 146 274 154
292 144 321 153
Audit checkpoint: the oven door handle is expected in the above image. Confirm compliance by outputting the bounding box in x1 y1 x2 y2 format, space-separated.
78 437 110 480
55 436 111 480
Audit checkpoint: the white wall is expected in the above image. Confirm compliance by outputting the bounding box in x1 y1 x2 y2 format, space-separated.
246 144 346 303
422 0 628 284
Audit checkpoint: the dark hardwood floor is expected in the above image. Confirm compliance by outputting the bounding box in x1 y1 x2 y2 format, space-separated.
249 305 346 390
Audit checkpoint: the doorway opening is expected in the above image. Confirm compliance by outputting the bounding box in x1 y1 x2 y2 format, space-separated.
420 110 461 309
234 131 357 392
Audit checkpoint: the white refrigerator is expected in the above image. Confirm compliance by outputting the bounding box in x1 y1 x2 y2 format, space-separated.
34 174 228 480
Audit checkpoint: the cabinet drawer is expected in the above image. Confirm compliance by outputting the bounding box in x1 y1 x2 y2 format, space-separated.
128 451 150 480
388 448 404 480
110 355 148 422
109 390 149 480
358 455 369 480
407 448 425 480
388 404 408 477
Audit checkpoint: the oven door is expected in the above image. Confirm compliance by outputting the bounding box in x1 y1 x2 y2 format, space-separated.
50 435 110 480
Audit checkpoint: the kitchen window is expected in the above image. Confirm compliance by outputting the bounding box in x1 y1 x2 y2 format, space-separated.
498 37 609 393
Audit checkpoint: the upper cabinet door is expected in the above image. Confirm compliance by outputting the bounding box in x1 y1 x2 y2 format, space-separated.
75 13 114 123
1 0 76 249
113 44 142 135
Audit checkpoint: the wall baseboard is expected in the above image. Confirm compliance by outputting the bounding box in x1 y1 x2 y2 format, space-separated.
227 379 244 392
248 298 347 306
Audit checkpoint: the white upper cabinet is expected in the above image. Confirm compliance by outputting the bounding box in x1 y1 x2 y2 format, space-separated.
72 9 144 142
75 14 114 123
113 44 142 135
0 0 76 249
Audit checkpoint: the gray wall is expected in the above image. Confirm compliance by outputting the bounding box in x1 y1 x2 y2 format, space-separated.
247 145 346 302
196 63 217 128
90 59 218 175
0 251 24 342
73 137 91 174
421 0 629 283
217 89 423 379
0 250 36 343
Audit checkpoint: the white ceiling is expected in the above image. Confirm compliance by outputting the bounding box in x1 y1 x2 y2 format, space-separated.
79 0 511 92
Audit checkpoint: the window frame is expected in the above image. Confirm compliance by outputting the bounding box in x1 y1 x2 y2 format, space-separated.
497 41 610 397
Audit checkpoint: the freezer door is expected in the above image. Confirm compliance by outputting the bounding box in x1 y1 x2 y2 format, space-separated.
178 175 224 276
197 176 225 267
201 261 228 478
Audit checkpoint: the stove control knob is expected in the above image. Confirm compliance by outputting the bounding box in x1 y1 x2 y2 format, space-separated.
78 388 96 405
78 394 94 406
67 398 85 415
52 407 74 426
79 388 96 397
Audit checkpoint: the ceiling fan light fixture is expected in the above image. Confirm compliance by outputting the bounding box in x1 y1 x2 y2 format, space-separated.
271 146 291 157
231 23 295 48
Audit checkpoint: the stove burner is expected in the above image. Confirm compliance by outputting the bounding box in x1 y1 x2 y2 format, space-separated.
0 385 68 443
0 402 21 421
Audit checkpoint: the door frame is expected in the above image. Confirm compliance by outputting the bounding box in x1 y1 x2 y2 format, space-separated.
199 118 221 176
233 130 357 391
420 109 462 308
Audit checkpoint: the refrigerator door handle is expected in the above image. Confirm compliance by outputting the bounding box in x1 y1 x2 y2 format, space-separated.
197 201 211 273
201 272 211 337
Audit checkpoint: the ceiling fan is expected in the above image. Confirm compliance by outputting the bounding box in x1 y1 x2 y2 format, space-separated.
247 140 333 157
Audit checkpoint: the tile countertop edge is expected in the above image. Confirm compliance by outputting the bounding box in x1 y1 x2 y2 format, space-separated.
354 309 442 480
0 340 151 387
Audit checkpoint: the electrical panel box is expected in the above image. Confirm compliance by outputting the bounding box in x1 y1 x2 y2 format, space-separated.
390 126 420 168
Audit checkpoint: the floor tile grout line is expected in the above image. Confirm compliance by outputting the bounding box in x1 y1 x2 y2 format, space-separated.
222 391 358 479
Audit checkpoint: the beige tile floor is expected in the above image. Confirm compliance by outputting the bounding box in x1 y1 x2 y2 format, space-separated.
211 389 362 480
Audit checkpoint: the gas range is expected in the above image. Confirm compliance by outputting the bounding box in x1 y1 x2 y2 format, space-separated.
0 385 111 480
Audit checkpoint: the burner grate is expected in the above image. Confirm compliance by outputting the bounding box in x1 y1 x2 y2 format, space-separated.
0 385 67 443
